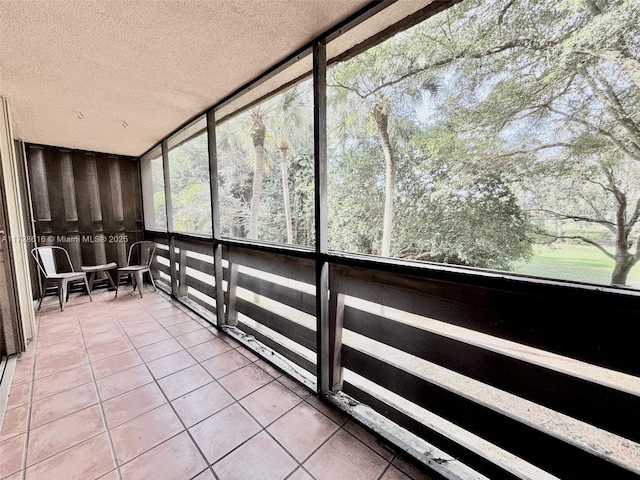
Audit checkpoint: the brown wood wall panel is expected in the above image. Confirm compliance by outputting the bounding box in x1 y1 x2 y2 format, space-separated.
28 147 51 222
26 144 142 280
60 151 78 221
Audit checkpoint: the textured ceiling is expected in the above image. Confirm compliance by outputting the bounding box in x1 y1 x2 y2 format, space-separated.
0 0 371 156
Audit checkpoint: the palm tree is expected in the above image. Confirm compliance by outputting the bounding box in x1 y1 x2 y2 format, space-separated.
216 118 253 237
273 84 313 243
277 138 293 242
217 83 312 242
328 31 438 256
248 108 267 238
216 104 275 240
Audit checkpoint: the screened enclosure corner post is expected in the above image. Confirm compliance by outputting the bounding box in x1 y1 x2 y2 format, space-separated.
160 140 173 233
138 156 150 231
313 41 328 258
313 40 334 395
207 109 226 326
161 139 181 299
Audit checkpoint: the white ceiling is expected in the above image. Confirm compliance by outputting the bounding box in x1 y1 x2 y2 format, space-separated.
0 0 371 156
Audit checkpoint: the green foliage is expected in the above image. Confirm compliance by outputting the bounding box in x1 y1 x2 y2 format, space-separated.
149 156 167 229
289 153 316 245
259 152 315 245
216 79 315 245
168 133 212 234
327 121 533 268
328 147 384 254
326 0 640 283
153 192 166 228
394 145 533 269
161 0 640 285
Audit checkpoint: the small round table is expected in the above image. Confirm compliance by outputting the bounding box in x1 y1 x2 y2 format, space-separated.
81 262 118 291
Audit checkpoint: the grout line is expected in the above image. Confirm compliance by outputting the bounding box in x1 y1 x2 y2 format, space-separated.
109 290 450 479
20 288 398 480
159 291 393 478
377 462 393 480
236 405 304 472
18 321 38 480
12 305 72 476
119 289 317 477
6 307 50 480
181 343 316 476
283 465 316 480
73 300 125 480
106 291 222 480
213 347 393 479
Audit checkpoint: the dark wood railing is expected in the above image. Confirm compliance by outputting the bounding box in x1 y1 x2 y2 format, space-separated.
146 231 217 321
224 245 317 378
146 230 640 480
330 257 640 479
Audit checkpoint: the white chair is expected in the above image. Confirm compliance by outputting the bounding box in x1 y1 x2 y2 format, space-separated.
115 241 157 298
31 246 92 311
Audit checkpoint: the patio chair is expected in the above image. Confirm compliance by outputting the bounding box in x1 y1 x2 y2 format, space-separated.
115 241 157 298
31 246 92 311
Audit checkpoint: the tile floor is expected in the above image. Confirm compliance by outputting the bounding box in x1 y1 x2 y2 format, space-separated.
0 284 431 480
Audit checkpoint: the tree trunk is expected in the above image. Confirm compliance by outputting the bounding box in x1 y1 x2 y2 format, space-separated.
610 185 636 285
278 140 293 243
373 96 395 257
249 114 266 239
611 254 635 285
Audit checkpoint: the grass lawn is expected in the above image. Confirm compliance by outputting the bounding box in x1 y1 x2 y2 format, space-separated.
512 243 640 288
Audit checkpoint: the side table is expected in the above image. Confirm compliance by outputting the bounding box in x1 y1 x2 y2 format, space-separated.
81 262 118 291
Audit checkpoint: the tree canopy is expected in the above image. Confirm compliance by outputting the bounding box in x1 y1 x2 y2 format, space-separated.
163 0 640 286
327 0 640 282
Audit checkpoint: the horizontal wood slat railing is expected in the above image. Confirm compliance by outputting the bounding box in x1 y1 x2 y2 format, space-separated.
342 347 635 479
235 298 317 352
235 321 317 375
146 230 640 479
175 236 214 257
146 231 217 318
225 244 316 285
185 256 213 275
223 244 317 380
341 380 523 480
330 258 640 480
236 271 316 316
186 275 215 299
342 306 640 445
330 262 640 377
